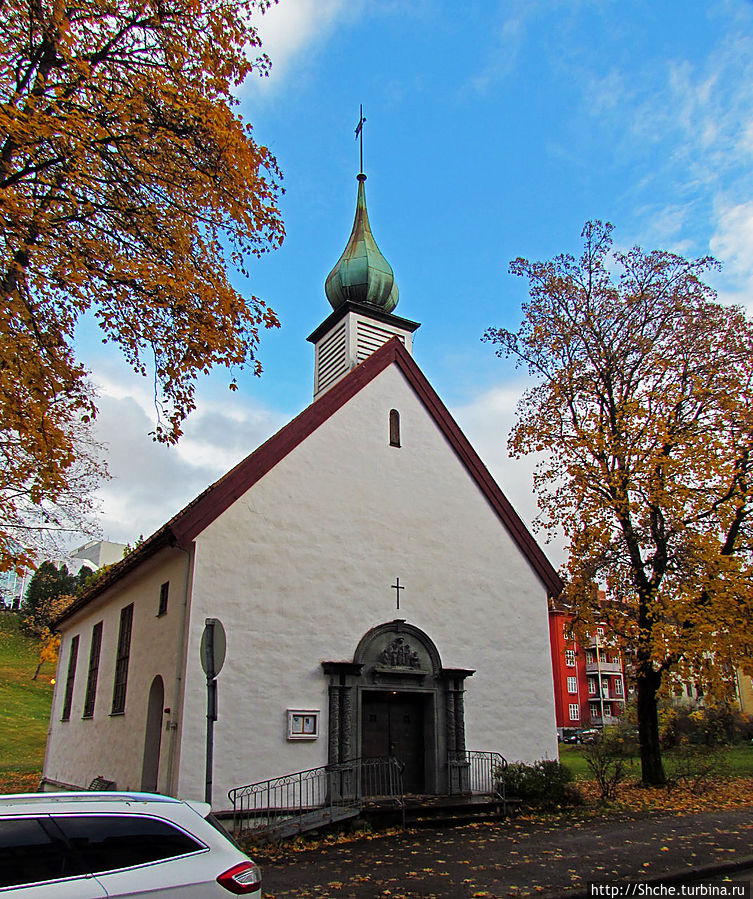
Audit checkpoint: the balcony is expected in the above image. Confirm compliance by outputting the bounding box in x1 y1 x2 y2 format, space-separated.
587 692 626 704
585 660 623 675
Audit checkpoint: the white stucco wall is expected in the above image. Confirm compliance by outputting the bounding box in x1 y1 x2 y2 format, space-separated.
178 362 558 809
43 546 192 793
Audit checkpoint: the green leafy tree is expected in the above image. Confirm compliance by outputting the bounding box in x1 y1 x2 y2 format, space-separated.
485 221 753 785
21 561 92 638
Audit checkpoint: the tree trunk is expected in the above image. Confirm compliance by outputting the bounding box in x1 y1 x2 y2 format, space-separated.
636 665 665 785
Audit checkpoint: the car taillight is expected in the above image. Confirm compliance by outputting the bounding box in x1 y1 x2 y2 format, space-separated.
217 860 262 894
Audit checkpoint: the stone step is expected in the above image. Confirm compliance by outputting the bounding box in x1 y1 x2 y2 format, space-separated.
253 804 362 843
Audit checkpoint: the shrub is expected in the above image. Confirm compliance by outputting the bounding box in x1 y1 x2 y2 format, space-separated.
660 700 746 748
665 744 729 794
584 726 635 801
503 760 578 809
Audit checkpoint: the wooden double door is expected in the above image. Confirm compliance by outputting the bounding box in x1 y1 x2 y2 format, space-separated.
361 691 428 793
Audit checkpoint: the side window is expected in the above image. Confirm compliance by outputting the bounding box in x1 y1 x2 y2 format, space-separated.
111 603 134 715
0 818 85 887
158 582 169 617
53 815 206 873
83 622 103 719
61 635 80 721
389 409 401 447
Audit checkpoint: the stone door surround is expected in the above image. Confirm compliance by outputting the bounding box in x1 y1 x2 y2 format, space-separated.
322 619 474 794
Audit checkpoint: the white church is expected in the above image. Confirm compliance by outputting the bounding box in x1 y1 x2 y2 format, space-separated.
42 172 562 812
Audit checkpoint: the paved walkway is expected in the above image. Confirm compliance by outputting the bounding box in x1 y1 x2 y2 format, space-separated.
257 807 753 898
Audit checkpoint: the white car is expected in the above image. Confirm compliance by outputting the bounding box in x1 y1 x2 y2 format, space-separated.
0 792 261 897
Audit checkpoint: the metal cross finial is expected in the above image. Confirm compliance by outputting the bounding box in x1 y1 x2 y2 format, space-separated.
355 104 366 175
391 577 404 610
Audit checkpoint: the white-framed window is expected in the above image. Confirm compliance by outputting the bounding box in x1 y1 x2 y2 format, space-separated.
567 676 578 694
588 677 597 695
586 649 596 664
597 626 605 637
565 649 576 667
569 703 580 722
614 679 623 696
590 703 600 718
287 709 320 741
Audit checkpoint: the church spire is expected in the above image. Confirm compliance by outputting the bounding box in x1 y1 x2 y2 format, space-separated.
310 122 418 399
324 173 399 313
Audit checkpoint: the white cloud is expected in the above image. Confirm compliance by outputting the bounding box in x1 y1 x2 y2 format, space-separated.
585 28 753 283
89 371 286 544
245 0 362 92
461 0 545 95
710 199 753 312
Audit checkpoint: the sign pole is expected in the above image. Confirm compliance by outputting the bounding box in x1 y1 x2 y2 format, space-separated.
204 618 217 805
200 617 226 807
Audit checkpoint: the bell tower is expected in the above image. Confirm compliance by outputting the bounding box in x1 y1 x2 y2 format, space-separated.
307 172 420 399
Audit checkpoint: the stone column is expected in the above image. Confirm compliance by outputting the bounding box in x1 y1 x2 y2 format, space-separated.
322 661 363 767
327 684 343 765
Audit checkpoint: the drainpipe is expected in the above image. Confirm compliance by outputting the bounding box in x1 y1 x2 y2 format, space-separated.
165 542 194 797
595 631 605 726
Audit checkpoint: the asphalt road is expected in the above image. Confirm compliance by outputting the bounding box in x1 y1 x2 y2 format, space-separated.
256 807 753 898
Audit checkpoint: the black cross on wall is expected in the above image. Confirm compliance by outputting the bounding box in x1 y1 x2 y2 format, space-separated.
391 577 404 610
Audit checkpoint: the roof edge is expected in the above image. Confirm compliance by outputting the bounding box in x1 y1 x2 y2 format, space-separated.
387 340 563 597
54 527 174 627
307 300 420 344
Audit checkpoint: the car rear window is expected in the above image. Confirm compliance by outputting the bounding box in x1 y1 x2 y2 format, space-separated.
203 812 243 850
0 817 87 887
52 815 206 874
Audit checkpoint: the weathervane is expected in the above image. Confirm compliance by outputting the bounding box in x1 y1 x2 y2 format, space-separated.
355 104 366 175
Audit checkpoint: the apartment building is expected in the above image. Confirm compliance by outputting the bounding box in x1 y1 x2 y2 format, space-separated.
548 600 627 737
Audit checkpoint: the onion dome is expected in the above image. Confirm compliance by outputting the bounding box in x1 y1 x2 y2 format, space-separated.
325 174 399 313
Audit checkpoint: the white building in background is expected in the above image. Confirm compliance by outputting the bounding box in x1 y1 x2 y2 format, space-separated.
0 565 31 610
42 173 562 811
70 540 128 572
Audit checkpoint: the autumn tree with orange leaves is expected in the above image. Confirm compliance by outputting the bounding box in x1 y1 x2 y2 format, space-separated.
485 222 753 786
0 0 284 571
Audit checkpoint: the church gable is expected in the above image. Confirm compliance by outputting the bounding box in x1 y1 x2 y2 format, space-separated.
176 355 560 796
59 338 560 627
180 337 561 595
193 357 548 606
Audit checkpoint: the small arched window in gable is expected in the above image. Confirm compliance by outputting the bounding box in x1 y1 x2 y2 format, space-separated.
389 409 401 447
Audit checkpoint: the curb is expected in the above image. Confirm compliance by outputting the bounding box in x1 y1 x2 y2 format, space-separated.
566 854 753 898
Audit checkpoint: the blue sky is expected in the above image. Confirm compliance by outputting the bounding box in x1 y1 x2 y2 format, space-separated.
76 0 753 566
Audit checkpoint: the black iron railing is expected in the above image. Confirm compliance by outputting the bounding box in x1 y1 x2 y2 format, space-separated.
229 756 403 837
448 749 507 801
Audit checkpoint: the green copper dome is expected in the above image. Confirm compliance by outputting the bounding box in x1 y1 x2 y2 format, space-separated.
325 174 399 312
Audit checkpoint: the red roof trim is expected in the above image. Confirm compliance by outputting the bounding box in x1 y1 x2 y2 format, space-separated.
170 340 403 544
59 338 562 623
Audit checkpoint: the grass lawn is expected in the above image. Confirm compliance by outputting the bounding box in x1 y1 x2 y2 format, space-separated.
559 740 753 781
0 612 55 792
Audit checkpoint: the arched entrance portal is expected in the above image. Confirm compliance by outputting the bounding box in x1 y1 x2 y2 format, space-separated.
322 620 474 794
140 675 164 792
